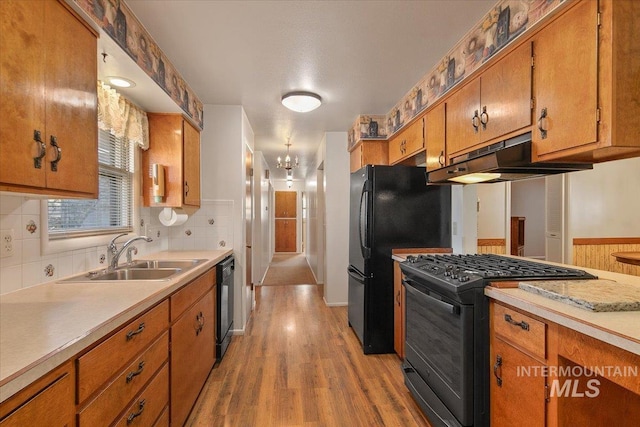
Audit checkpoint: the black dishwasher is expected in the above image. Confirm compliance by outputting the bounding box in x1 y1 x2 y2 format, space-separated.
216 255 234 361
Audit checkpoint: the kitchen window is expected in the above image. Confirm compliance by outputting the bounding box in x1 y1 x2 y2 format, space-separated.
47 129 134 239
41 81 148 254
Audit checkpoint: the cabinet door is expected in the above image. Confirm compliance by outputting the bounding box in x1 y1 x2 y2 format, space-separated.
350 144 364 173
144 114 184 207
532 0 598 159
183 119 201 207
393 262 404 358
425 103 446 171
480 42 532 143
388 118 424 164
490 338 546 427
0 0 46 189
44 0 97 195
275 219 296 252
275 191 296 218
445 78 481 156
171 291 215 427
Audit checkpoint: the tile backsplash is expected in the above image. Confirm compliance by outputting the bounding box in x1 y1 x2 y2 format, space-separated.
0 195 233 295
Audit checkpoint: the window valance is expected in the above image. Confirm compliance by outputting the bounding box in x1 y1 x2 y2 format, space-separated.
97 81 149 150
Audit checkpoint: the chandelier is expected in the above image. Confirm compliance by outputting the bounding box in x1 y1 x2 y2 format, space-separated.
277 139 299 171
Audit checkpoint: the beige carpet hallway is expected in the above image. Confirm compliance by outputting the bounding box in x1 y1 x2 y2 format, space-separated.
261 253 317 286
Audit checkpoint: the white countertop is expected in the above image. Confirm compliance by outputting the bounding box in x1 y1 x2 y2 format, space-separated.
0 249 232 403
485 266 640 356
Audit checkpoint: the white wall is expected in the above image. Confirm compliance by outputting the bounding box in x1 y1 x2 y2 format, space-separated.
200 104 254 332
318 132 350 306
511 178 545 257
476 182 507 239
566 156 640 259
305 164 320 283
252 151 271 285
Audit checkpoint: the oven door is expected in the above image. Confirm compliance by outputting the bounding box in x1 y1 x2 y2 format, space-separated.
403 278 474 426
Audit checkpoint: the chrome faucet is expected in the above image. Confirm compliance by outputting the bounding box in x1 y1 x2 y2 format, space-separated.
108 235 153 269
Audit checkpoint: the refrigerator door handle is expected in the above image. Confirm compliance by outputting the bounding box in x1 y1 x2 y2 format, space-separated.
359 181 371 259
348 266 367 283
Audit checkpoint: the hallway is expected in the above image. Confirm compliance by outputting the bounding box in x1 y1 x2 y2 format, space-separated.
186 284 430 426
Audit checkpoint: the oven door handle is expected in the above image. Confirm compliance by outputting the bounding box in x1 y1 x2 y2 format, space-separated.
403 279 458 315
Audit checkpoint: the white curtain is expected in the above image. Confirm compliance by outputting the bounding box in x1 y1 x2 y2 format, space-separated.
97 81 149 150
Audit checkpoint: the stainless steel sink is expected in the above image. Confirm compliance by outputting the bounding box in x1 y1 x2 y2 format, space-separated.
128 259 207 269
57 258 206 283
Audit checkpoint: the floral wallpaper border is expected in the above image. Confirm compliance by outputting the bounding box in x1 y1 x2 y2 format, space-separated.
75 0 204 130
349 0 563 146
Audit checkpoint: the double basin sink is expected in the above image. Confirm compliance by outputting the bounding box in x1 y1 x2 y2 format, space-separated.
58 259 207 283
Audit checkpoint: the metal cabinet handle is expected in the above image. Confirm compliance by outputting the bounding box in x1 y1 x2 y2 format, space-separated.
126 399 146 425
195 311 204 335
471 110 480 133
493 355 503 387
504 314 529 331
185 181 189 197
438 150 445 166
480 106 489 130
126 322 145 341
33 130 46 169
126 361 145 383
49 135 62 171
538 108 548 139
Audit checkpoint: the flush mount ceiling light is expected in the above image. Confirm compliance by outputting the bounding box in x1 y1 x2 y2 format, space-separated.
281 91 322 113
107 76 136 88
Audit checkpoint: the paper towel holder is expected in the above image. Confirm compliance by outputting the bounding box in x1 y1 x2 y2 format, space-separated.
158 207 189 226
152 164 165 203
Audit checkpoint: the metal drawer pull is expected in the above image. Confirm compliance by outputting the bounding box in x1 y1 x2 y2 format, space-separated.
126 322 145 341
504 314 529 331
195 311 204 335
126 399 145 425
438 150 445 166
126 361 145 383
49 135 62 171
538 108 548 139
33 130 46 169
493 355 503 387
480 106 489 130
471 110 480 132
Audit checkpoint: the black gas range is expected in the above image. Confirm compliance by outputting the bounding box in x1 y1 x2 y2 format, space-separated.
399 254 595 427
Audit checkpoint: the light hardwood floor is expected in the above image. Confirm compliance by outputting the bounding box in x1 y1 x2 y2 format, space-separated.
187 284 431 426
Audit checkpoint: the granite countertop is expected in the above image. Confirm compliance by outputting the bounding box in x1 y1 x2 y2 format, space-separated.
486 265 640 357
0 249 233 403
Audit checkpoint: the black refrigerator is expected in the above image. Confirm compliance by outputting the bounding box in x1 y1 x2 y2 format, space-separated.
348 165 451 354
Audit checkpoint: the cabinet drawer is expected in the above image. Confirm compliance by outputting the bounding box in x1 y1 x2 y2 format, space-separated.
171 269 215 321
493 303 546 360
77 300 169 403
153 406 169 427
113 363 169 427
78 332 169 426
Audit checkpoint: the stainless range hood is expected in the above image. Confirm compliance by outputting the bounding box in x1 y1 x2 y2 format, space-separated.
426 133 593 184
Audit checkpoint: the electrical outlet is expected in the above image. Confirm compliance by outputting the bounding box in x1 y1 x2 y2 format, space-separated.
1 229 15 258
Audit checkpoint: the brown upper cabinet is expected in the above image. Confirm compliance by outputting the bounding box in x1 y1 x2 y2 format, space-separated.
275 191 297 218
143 114 201 209
349 140 389 173
424 102 446 172
446 42 533 158
388 116 425 165
531 0 640 163
0 0 98 198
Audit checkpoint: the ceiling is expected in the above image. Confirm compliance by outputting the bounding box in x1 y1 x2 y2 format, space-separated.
120 0 496 180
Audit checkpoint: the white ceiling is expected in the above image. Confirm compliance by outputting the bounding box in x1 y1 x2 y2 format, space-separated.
121 0 496 180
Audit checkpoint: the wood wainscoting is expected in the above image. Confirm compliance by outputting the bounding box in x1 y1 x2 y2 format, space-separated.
478 239 507 255
573 238 640 276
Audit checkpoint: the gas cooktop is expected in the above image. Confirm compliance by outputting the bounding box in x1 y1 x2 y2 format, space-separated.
401 254 596 299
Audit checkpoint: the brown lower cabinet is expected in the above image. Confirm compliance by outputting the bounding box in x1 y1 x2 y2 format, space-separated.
0 267 219 427
490 300 640 426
